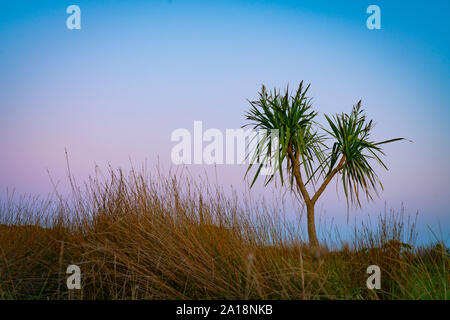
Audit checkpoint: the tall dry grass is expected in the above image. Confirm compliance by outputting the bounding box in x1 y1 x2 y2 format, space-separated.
0 166 448 300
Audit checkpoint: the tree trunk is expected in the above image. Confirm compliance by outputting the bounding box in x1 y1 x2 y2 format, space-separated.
306 203 319 247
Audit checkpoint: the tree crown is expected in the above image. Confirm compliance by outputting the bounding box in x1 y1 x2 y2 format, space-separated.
244 81 405 208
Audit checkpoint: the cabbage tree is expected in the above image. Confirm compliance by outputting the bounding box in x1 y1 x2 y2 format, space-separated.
244 82 404 247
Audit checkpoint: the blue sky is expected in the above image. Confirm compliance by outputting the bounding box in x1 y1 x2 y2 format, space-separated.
0 1 449 244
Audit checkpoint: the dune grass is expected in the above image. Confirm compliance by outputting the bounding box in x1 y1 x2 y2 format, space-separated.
0 166 448 300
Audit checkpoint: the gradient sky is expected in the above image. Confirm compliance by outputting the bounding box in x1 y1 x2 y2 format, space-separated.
1 1 449 244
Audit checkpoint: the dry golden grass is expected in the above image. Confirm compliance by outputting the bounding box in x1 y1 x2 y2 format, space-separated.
0 166 448 300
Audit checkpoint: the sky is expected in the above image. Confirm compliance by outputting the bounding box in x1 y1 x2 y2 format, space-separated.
0 0 449 244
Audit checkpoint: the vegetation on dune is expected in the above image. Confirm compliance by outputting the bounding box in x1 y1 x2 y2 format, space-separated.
0 167 447 300
0 82 446 300
244 81 405 247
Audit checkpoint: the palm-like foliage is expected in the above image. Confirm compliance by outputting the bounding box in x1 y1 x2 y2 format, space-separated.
324 101 404 208
244 82 405 246
244 81 326 189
